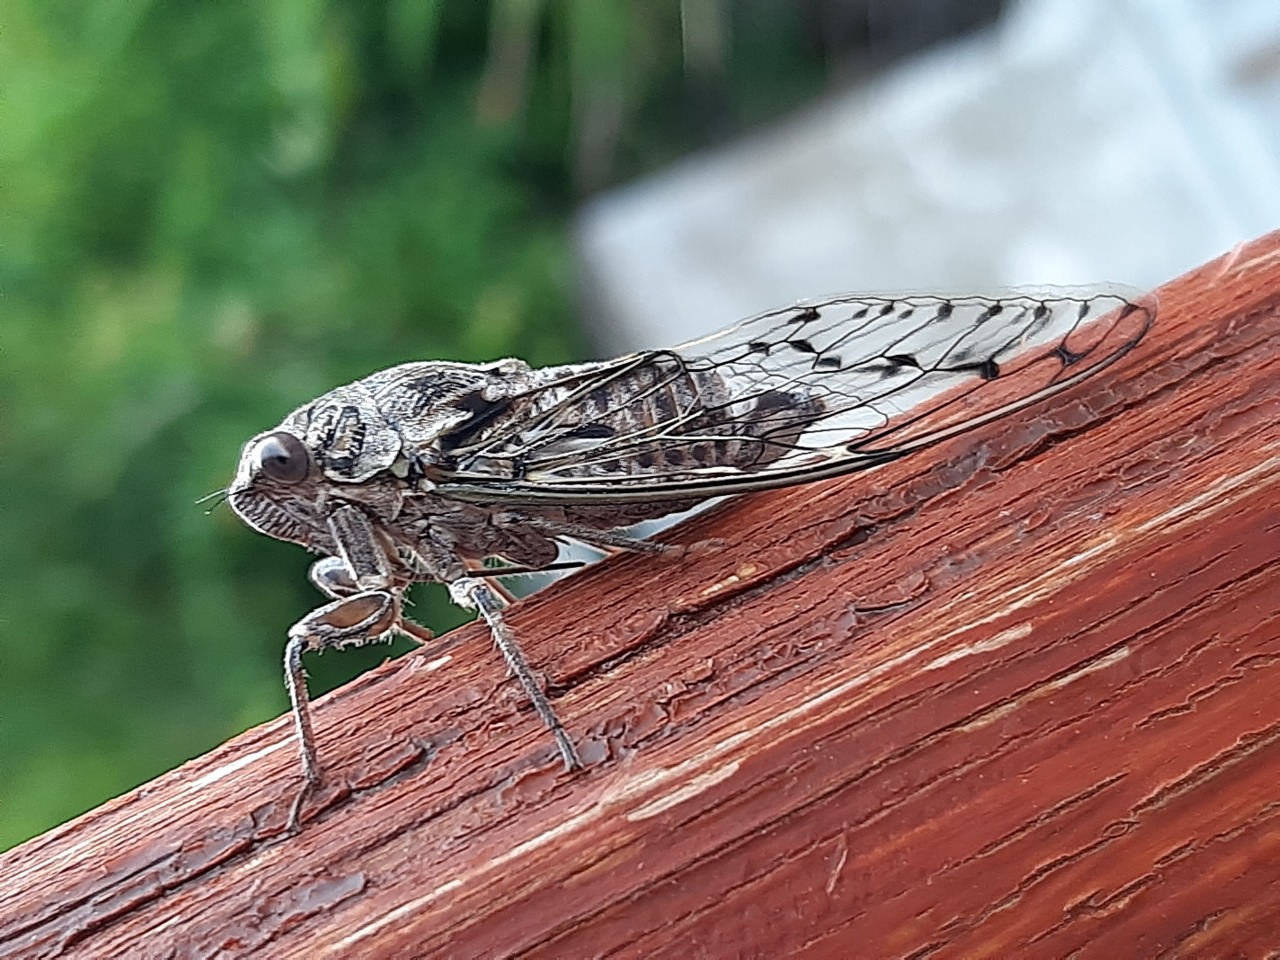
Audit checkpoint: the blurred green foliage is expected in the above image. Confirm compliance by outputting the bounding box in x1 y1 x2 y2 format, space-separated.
0 0 829 849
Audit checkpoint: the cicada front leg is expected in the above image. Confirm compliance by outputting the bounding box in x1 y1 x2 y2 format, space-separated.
283 587 423 832
281 505 434 831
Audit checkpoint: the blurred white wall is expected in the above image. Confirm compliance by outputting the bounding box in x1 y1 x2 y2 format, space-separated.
576 0 1280 353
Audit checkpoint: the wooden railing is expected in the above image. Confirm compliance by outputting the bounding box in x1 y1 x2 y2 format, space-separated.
3 232 1279 958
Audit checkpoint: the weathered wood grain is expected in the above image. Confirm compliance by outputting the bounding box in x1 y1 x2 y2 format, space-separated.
2 233 1278 959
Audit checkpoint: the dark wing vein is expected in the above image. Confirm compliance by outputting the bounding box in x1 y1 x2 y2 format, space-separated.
433 286 1155 505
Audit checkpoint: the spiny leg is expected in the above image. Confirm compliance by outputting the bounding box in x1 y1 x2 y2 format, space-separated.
448 577 583 771
283 505 449 831
283 588 410 832
310 555 436 645
465 560 522 605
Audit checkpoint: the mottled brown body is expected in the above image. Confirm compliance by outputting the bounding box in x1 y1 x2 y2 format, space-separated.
231 356 819 578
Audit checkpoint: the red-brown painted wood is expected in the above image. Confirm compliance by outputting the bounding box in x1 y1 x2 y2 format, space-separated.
3 234 1278 959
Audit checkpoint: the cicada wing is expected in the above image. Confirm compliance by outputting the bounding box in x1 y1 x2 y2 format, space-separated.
434 286 1155 505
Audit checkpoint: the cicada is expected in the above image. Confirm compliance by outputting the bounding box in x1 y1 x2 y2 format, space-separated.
227 286 1154 829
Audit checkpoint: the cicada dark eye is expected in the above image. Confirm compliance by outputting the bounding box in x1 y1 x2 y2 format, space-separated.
252 432 310 484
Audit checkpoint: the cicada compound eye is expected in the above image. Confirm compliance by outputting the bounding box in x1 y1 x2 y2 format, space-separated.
252 431 310 484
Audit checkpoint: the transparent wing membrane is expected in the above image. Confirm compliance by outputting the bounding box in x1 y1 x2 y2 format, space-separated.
437 287 1155 504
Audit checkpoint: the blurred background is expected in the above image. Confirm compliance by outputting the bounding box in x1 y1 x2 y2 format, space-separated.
3 0 1278 850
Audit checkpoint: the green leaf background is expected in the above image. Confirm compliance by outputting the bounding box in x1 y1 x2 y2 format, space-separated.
0 0 828 849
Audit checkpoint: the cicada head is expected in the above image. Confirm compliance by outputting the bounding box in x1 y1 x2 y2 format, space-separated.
226 374 408 551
